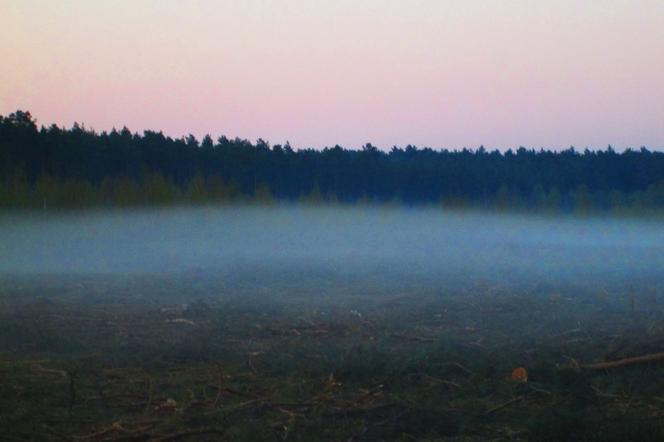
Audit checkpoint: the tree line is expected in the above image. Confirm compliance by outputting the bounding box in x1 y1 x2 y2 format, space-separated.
2 110 664 214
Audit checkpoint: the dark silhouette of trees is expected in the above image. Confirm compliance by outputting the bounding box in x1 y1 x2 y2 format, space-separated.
2 109 664 213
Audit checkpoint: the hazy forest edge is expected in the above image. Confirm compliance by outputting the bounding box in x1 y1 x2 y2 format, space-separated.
2 110 664 216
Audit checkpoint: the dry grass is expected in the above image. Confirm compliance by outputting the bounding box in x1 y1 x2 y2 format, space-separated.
2 274 664 440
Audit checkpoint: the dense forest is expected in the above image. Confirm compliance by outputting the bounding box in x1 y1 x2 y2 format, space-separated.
1 109 664 213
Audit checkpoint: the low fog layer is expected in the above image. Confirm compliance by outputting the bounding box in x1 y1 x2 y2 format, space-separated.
1 206 663 289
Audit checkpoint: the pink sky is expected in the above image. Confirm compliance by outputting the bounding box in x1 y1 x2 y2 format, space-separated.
2 0 663 150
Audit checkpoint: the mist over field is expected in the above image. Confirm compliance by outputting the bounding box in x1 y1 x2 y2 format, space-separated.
2 205 663 292
5 0 664 438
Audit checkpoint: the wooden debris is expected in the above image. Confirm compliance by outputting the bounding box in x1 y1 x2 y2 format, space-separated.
582 351 664 370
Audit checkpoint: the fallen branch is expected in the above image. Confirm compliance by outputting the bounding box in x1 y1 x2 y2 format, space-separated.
485 395 525 416
582 351 664 370
151 427 225 441
72 421 154 440
448 362 474 376
389 333 435 342
31 364 68 378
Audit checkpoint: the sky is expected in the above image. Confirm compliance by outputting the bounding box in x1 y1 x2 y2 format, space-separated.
1 0 663 150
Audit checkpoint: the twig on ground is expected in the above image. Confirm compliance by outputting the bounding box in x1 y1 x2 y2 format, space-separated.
582 351 664 370
389 333 435 342
31 364 68 378
485 395 525 416
150 427 225 441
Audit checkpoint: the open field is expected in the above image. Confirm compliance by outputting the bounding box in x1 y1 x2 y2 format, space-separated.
5 1 664 440
3 273 664 441
3 207 664 440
